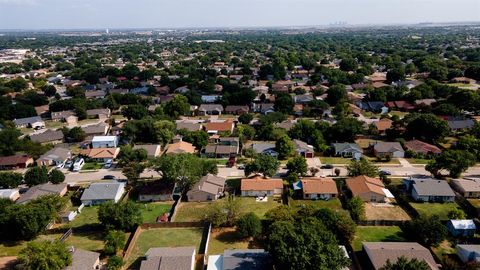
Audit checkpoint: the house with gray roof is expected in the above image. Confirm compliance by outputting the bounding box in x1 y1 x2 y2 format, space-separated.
140 247 196 270
206 249 273 270
176 121 202 132
82 123 108 136
30 129 64 144
16 183 68 204
332 143 363 159
245 142 278 157
51 110 75 121
80 181 125 206
36 147 71 166
85 90 106 99
187 174 226 202
447 119 475 131
457 245 480 263
373 142 404 158
294 139 314 158
404 178 455 202
86 108 111 118
65 248 100 270
13 116 45 129
133 144 162 158
451 178 480 198
198 104 224 116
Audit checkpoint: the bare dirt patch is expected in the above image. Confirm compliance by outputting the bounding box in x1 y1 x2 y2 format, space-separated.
364 203 411 221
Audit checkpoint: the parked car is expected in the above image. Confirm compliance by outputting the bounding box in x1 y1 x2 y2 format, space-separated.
321 164 334 169
227 157 236 167
56 162 65 169
379 170 392 175
103 175 116 180
104 159 113 169
64 160 73 170
237 164 245 170
72 158 85 172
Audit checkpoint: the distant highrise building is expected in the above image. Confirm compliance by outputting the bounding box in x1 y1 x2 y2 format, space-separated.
106 29 109 34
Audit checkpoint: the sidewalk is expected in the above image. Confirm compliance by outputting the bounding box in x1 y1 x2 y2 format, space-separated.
398 158 412 168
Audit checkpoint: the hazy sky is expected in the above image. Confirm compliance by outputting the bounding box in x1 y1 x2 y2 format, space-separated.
0 0 479 29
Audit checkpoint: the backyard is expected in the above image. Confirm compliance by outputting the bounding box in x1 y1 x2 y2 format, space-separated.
174 202 212 222
364 203 411 221
207 227 262 255
126 227 203 269
136 202 173 223
409 202 465 220
289 198 345 212
352 226 405 251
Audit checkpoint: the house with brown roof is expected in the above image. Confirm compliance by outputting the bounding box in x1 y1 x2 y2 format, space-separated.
201 137 240 158
451 178 480 198
373 142 404 158
224 105 249 115
65 248 100 270
80 147 120 162
30 129 64 145
386 101 415 111
363 242 439 270
293 139 315 158
187 174 226 202
86 108 111 119
82 123 109 137
51 110 75 121
176 121 202 132
374 118 393 134
16 183 68 204
138 181 174 202
241 175 283 197
0 154 34 170
133 144 162 158
165 141 196 154
140 247 196 270
346 175 392 202
203 121 235 135
404 140 441 156
300 177 338 200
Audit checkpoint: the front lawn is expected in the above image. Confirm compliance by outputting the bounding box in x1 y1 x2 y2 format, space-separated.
352 226 405 251
81 162 102 171
406 158 431 164
409 202 464 220
127 228 203 268
319 157 351 164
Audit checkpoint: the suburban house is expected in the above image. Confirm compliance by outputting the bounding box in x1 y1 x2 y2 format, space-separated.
16 183 68 204
241 175 283 197
258 103 275 114
332 143 363 159
373 142 405 158
85 90 106 99
80 181 126 206
86 108 111 119
80 147 120 162
245 141 278 157
176 121 202 132
13 116 45 129
0 154 34 170
300 177 338 200
30 129 64 145
293 139 315 158
346 175 393 202
91 135 118 148
385 101 415 111
373 118 393 134
404 178 455 202
447 220 477 237
138 181 174 202
65 248 100 270
203 121 235 135
457 245 480 263
165 141 196 154
224 105 249 115
206 249 273 270
82 123 109 137
404 140 442 156
0 189 20 201
187 174 226 202
140 247 196 270
36 147 71 167
362 242 439 270
133 144 162 158
447 119 475 131
202 137 240 158
357 101 388 113
198 104 224 116
51 110 75 121
451 178 480 198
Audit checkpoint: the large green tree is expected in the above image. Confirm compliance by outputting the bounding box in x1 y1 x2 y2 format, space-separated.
19 241 71 270
347 158 378 177
404 114 450 143
426 150 476 178
402 215 447 247
244 154 280 178
275 136 295 159
98 201 143 231
380 256 430 270
164 95 190 118
286 155 308 177
24 166 49 187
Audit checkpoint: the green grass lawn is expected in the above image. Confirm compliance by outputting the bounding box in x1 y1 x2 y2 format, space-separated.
352 226 405 251
136 202 173 223
81 162 103 171
63 206 99 229
45 120 65 129
366 156 400 165
468 199 480 209
236 197 282 218
203 158 228 165
208 227 261 255
406 158 431 164
319 157 352 164
410 202 464 220
127 228 203 268
289 198 345 211
174 202 212 222
0 234 59 257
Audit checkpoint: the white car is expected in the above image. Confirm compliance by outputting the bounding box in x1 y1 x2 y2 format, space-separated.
104 159 113 169
55 162 65 169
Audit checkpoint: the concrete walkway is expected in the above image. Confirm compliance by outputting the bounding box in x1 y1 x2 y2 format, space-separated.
398 158 412 168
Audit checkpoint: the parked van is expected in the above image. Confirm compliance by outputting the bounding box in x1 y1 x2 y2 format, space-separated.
72 158 85 172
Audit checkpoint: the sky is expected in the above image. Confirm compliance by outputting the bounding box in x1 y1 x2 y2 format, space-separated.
0 0 479 30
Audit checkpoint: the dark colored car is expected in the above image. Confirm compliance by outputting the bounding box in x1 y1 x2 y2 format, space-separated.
103 175 116 180
321 164 334 169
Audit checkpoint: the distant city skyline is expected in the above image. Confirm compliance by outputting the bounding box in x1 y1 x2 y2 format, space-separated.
0 0 479 30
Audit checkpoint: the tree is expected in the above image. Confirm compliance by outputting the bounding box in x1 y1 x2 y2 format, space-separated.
154 153 217 189
107 256 124 270
447 208 465 220
286 156 308 177
404 113 450 143
380 256 430 270
117 145 148 167
238 113 253 124
104 230 126 256
48 169 65 184
387 67 406 82
121 104 148 120
315 208 356 243
236 212 262 238
18 240 71 270
346 196 365 221
24 166 49 187
153 120 175 146
328 117 364 142
426 150 476 178
122 162 146 187
266 219 350 270
205 195 241 227
339 58 357 71
164 95 190 118
244 154 280 178
347 158 378 177
205 202 228 227
182 130 209 149
0 172 23 188
326 85 347 106
98 201 143 231
275 136 295 159
274 93 294 114
65 127 86 142
402 215 447 247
